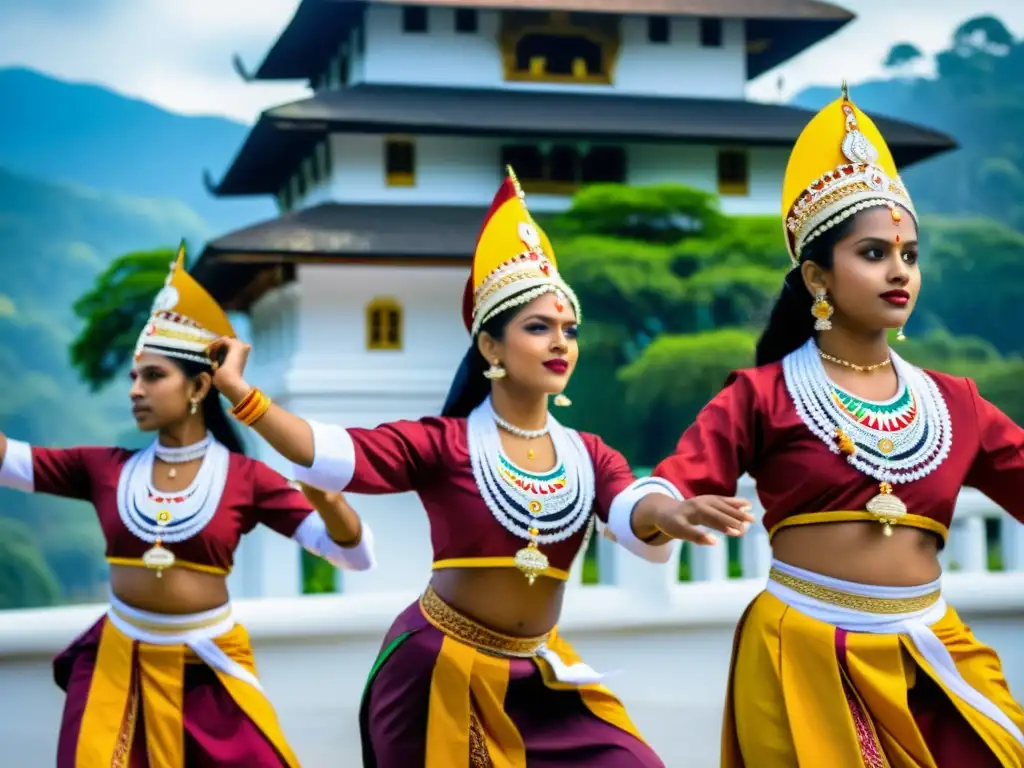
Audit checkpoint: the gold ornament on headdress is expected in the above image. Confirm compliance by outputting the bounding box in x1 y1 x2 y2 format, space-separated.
781 83 917 266
134 240 236 365
462 166 580 336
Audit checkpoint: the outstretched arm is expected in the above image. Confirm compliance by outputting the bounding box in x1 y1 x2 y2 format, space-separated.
965 378 1024 522
0 430 100 500
631 371 761 545
251 462 376 571
208 337 317 468
208 337 443 495
296 482 363 547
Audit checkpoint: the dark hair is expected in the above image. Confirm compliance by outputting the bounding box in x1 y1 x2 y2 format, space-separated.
441 305 520 418
171 358 246 455
754 214 858 366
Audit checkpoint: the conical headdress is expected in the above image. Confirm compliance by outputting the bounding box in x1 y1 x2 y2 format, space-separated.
461 167 580 335
134 241 236 365
782 82 916 265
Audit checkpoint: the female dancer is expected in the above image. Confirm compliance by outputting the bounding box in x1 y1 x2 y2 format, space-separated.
0 244 376 767
645 85 1024 765
207 169 755 767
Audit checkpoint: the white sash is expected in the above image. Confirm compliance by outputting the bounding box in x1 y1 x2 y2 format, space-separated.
767 559 1023 746
106 592 263 693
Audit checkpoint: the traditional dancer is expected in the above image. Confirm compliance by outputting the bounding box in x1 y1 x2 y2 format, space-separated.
646 85 1024 766
207 169 753 767
0 244 376 767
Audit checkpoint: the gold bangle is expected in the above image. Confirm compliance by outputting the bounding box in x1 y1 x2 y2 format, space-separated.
231 388 272 427
235 395 263 424
243 393 272 427
230 389 257 417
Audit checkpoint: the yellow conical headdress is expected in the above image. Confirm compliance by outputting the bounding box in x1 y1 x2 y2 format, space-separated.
462 167 580 335
134 241 236 365
782 82 916 265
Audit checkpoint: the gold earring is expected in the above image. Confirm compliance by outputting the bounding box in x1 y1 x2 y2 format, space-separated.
811 290 833 331
483 362 506 380
553 394 572 407
896 327 907 341
189 399 199 415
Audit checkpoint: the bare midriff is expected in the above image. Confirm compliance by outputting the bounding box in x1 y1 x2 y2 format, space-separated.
109 564 230 615
430 567 565 638
771 520 943 586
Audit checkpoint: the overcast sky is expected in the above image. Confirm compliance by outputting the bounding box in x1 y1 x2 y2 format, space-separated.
1 0 1021 123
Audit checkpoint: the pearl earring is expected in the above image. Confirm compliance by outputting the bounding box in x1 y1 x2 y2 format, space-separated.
483 362 506 380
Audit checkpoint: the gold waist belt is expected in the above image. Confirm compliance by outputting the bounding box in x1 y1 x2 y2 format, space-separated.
419 585 548 658
768 566 942 615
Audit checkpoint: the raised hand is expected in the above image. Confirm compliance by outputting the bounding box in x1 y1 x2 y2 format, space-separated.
205 337 253 404
653 496 754 546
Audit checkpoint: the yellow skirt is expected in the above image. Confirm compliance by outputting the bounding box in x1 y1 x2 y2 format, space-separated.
359 586 663 767
55 606 300 768
722 566 1024 767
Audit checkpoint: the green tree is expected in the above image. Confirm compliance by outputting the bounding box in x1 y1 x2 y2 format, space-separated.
70 247 178 390
617 329 757 465
0 518 62 609
884 42 924 78
954 15 1014 57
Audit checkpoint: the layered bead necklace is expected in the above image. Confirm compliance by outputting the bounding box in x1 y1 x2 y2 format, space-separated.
116 435 228 576
468 397 595 584
783 339 953 534
154 433 212 478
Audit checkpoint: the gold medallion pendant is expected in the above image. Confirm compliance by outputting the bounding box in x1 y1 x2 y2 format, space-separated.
866 482 907 536
514 527 549 585
142 539 176 577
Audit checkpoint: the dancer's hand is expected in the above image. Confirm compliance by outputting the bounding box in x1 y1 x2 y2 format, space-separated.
205 337 252 405
653 496 754 546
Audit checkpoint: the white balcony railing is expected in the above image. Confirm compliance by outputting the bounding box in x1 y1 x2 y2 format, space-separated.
2 479 1023 767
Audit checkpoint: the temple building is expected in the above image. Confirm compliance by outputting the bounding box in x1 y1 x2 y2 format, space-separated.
194 0 956 597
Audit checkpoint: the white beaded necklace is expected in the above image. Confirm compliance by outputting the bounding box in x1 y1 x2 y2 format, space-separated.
154 433 212 478
116 438 229 576
468 397 595 583
783 339 953 533
493 413 549 440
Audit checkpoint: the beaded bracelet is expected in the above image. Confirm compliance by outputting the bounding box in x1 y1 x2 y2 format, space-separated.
230 388 272 427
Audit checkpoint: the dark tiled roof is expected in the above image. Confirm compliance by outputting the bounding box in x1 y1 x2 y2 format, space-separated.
209 84 957 196
246 0 853 82
192 203 485 306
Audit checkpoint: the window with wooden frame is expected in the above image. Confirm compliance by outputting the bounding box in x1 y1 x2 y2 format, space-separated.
500 11 620 85
455 8 478 34
717 149 749 196
700 18 723 48
402 5 428 33
647 16 670 44
501 144 626 194
385 138 416 187
366 298 403 351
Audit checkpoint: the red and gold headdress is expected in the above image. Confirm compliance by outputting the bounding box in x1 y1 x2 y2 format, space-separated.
134 241 236 365
462 167 580 336
782 82 916 265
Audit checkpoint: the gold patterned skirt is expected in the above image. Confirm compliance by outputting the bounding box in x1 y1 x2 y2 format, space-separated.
722 560 1024 767
358 586 664 767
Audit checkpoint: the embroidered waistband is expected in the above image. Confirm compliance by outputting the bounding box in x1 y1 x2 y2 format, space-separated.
768 560 942 615
419 586 548 658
